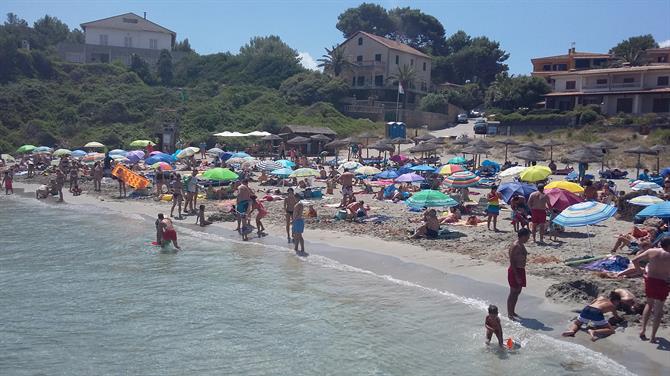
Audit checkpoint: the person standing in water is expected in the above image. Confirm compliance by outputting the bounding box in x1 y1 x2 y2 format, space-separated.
235 179 252 232
155 213 164 245
284 188 297 243
507 228 530 320
160 217 181 250
2 170 13 195
292 200 306 256
632 237 670 343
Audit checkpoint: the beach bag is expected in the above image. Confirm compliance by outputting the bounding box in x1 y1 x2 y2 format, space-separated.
335 210 347 220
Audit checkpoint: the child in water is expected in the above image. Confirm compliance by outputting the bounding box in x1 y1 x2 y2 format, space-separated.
249 195 267 237
485 304 503 347
195 204 212 227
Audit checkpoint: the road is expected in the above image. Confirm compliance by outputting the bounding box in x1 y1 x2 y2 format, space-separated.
429 119 476 139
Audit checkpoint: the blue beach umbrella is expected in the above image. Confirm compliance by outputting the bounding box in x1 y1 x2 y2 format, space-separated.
219 152 233 161
145 153 175 165
410 164 436 172
109 149 127 156
635 202 670 219
231 152 251 158
553 202 617 228
497 182 537 203
276 159 296 168
270 167 293 177
376 170 399 179
71 150 87 158
397 164 414 175
33 146 53 153
660 167 670 178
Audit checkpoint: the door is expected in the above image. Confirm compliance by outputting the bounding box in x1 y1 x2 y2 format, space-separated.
616 98 633 113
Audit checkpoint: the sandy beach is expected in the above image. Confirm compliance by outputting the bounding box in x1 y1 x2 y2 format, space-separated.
9 176 670 374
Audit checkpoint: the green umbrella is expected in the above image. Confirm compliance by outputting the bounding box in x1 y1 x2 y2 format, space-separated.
202 168 239 181
53 148 72 157
406 190 458 209
16 144 36 154
130 140 156 148
447 156 467 165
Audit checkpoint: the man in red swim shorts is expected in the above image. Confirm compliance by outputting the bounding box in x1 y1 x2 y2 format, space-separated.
631 237 670 343
160 217 181 250
507 228 530 321
527 184 550 243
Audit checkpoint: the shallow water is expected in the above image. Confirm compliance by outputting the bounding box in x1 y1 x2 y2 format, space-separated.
0 197 634 375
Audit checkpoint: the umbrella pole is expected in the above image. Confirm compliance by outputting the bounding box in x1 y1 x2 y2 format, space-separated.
504 145 508 163
586 224 593 256
636 155 641 179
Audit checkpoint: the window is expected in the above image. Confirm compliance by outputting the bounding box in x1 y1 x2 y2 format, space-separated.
124 36 132 48
565 81 576 90
658 55 668 63
410 58 414 66
423 62 426 71
357 76 365 86
592 58 607 67
149 39 158 49
616 98 633 113
352 77 356 86
421 82 427 91
99 34 108 46
542 64 551 71
122 17 138 23
596 78 607 85
657 76 669 86
374 75 384 86
652 98 670 113
623 77 634 83
357 37 363 45
356 55 363 62
574 59 590 69
395 55 399 64
374 54 382 62
553 64 567 71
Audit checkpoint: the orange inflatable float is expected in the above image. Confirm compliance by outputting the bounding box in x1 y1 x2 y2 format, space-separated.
112 165 150 189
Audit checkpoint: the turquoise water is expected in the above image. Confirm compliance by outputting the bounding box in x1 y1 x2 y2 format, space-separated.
0 197 634 375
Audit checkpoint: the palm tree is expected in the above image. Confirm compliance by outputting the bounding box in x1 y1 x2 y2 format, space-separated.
317 45 349 77
389 64 416 108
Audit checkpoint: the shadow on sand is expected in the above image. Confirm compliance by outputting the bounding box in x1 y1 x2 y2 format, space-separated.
518 317 553 331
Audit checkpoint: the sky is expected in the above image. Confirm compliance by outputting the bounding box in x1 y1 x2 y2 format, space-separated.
3 0 669 74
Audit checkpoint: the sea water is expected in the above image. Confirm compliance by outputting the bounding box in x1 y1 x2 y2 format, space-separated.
0 197 635 375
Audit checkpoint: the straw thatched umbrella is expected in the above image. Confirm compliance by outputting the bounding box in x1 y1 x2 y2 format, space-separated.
496 138 519 162
587 141 618 171
287 136 310 145
542 139 564 161
463 145 492 167
452 136 471 146
650 144 666 173
311 134 331 153
324 139 349 164
519 141 545 151
470 138 494 149
565 148 604 163
391 137 414 154
357 131 378 157
415 133 436 142
625 145 656 178
514 148 547 162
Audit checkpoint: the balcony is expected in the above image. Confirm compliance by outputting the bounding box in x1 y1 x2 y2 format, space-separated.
610 82 642 90
351 60 386 69
582 84 609 92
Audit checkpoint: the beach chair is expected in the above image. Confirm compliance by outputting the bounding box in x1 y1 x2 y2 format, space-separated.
652 231 670 247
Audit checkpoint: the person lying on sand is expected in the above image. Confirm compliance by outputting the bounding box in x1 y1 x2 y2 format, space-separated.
409 209 440 239
440 207 461 224
561 291 622 341
610 225 658 254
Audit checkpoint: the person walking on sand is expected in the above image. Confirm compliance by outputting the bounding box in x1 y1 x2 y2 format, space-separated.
160 217 181 250
507 228 530 320
486 185 502 231
338 169 355 208
561 291 622 341
292 200 306 256
170 173 184 219
116 164 127 198
2 170 13 195
69 164 79 192
527 184 550 243
92 162 103 192
284 188 297 243
631 237 670 343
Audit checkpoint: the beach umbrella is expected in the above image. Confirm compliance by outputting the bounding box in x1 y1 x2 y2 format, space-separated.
470 139 494 149
226 157 249 165
53 149 72 157
290 168 319 178
109 149 127 156
553 201 617 227
202 168 239 181
145 153 175 165
126 150 145 163
391 137 414 153
82 153 105 164
414 133 436 142
33 146 53 154
231 152 251 158
129 140 155 148
270 167 294 177
149 150 163 156
635 202 670 219
287 136 311 145
625 146 656 179
447 156 467 165
84 141 105 148
409 142 438 153
150 162 172 171
390 154 409 164
438 164 465 175
406 190 458 209
542 139 564 160
497 182 537 203
71 150 86 158
660 167 670 178
631 182 662 192
261 134 282 141
1 154 16 162
395 173 425 183
276 159 296 168
310 134 331 143
546 188 584 212
207 147 224 156
340 161 362 171
628 195 665 206
111 154 128 162
256 160 283 172
498 166 526 178
566 148 604 164
519 165 552 182
376 170 399 179
176 147 200 159
410 164 436 172
545 181 585 194
513 149 546 162
443 171 480 188
16 145 36 154
355 166 382 176
518 141 545 151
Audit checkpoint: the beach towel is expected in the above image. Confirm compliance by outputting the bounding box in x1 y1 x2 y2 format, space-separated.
361 215 393 223
579 255 630 273
449 219 486 227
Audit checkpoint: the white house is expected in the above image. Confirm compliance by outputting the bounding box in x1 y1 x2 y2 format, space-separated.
81 12 175 51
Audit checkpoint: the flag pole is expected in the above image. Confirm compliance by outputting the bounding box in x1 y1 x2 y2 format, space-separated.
396 82 402 122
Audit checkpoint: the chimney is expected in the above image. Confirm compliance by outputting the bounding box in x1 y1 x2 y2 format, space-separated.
143 12 146 19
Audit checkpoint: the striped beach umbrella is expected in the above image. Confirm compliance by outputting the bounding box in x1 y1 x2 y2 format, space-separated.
270 168 293 177
438 164 464 175
631 182 662 192
519 165 552 183
553 201 617 228
406 190 458 209
628 195 665 206
257 160 283 172
545 181 584 194
443 171 480 188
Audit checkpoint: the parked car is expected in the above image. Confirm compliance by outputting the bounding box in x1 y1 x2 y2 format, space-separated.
473 122 487 135
457 113 468 123
474 117 487 125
